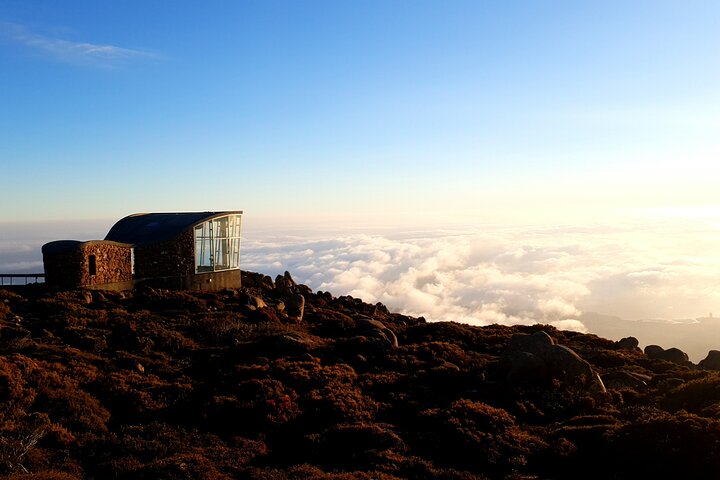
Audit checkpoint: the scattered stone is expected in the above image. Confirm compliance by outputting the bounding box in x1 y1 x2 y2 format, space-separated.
644 345 690 364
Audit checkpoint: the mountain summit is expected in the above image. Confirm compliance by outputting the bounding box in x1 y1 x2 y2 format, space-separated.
1 271 720 479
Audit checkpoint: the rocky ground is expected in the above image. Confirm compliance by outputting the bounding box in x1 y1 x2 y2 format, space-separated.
1 271 720 479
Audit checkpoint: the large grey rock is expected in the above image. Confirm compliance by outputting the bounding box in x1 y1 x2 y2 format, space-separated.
645 345 689 364
265 331 315 355
543 344 596 381
616 337 640 350
504 331 605 392
699 350 720 370
287 293 305 321
661 347 689 364
507 330 555 354
504 351 548 385
275 271 297 295
355 316 398 349
644 345 665 358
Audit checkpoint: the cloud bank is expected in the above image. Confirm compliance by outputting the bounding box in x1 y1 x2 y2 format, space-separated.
243 220 720 332
4 217 719 339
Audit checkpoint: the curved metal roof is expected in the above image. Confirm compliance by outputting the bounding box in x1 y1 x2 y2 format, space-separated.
104 211 242 245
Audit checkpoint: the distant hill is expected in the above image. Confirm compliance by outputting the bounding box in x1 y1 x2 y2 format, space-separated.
2 271 720 479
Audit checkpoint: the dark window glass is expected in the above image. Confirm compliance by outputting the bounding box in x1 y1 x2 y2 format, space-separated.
88 255 97 276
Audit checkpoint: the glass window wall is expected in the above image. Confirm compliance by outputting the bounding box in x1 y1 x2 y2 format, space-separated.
194 214 242 273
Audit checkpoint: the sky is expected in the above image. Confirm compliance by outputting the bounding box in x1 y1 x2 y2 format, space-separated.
3 1 720 354
1 0 719 224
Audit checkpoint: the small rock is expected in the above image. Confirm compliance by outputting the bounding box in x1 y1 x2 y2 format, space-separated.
81 291 93 304
250 296 267 309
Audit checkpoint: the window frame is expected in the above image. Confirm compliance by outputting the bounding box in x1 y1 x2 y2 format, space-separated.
193 214 242 274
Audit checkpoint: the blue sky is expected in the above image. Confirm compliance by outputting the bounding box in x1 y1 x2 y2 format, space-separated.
1 1 719 225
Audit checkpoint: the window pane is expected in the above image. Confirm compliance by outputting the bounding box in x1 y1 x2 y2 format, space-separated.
194 214 242 273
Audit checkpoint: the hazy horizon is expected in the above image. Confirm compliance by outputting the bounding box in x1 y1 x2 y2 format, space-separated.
4 212 720 325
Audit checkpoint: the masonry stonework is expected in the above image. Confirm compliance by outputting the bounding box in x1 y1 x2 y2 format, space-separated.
42 211 242 291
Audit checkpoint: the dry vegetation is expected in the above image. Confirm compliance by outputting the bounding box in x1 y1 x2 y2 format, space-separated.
1 271 720 479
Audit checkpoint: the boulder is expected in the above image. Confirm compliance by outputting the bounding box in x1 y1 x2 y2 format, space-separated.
275 271 297 295
644 345 689 364
249 296 267 309
264 331 316 355
543 344 596 381
287 294 305 321
504 331 605 392
661 347 689 364
507 330 555 354
699 350 720 370
240 271 275 291
504 351 549 385
355 316 399 349
616 337 640 350
644 345 665 359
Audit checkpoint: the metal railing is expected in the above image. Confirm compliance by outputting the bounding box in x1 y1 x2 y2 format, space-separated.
0 274 46 286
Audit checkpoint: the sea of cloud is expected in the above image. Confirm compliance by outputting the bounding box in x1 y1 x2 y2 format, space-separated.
4 217 720 336
0 220 110 277
242 218 720 333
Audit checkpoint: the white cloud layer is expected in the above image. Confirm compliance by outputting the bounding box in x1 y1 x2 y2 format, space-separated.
243 219 720 331
4 218 720 342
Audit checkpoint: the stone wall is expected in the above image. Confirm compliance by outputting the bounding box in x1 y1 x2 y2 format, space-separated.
43 241 132 288
134 230 195 280
79 242 133 287
43 228 240 291
43 247 84 288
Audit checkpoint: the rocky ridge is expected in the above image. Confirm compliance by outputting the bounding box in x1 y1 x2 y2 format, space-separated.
1 271 720 479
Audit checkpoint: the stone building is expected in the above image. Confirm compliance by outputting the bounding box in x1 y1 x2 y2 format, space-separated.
42 211 243 291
